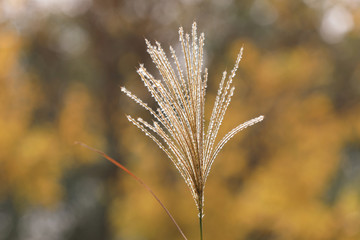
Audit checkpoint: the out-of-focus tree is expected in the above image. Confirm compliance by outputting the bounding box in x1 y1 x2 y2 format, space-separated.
0 0 359 239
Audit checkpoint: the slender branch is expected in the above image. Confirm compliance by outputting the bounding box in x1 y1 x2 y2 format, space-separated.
75 141 188 240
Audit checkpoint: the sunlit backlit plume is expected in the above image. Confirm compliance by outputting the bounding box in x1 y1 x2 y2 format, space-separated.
121 22 264 221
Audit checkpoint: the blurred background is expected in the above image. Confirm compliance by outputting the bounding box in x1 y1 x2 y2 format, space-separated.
0 0 360 239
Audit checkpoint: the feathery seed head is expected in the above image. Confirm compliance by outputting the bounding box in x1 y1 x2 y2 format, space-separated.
123 22 263 215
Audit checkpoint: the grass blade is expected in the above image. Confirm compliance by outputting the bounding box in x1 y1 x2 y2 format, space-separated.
74 141 188 240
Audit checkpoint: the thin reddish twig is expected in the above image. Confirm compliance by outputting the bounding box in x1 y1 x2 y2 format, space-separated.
75 141 188 240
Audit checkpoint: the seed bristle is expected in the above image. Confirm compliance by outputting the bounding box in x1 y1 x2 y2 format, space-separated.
123 22 264 215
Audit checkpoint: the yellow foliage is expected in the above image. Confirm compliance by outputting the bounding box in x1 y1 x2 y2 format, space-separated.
1 6 360 239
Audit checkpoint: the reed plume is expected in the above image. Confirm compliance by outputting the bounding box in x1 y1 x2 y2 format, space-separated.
121 22 263 238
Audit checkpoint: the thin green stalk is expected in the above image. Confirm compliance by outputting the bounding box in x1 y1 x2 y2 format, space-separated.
199 211 203 240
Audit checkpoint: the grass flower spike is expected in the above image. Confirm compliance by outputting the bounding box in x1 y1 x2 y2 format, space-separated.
121 22 264 238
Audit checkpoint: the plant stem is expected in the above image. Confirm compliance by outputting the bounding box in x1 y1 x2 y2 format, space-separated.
199 211 203 240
